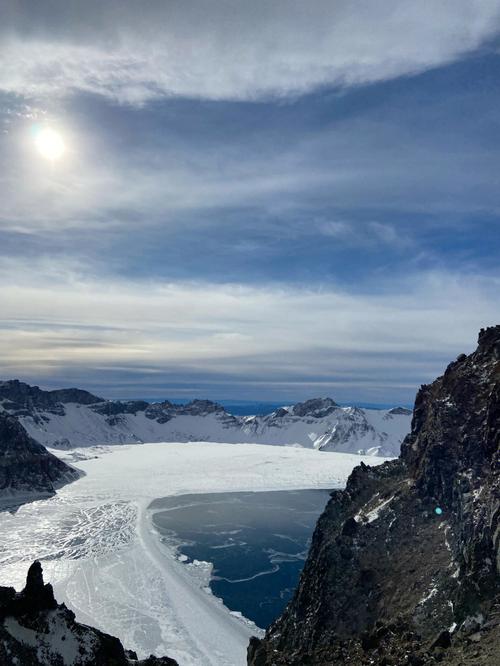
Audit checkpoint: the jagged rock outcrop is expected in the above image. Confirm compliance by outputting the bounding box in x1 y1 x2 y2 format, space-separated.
291 397 339 418
0 561 178 665
387 406 412 416
0 413 80 508
248 326 500 665
0 380 104 423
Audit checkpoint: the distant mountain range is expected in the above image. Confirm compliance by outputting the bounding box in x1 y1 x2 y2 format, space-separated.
0 381 411 457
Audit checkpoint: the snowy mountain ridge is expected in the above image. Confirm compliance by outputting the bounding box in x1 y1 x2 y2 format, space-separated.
0 380 411 457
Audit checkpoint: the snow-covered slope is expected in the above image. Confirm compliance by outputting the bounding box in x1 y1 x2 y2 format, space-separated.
239 399 411 456
0 382 411 457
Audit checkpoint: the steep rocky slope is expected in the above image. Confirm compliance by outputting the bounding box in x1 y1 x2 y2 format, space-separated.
0 561 178 665
0 413 80 508
248 326 500 665
0 380 105 418
0 382 410 456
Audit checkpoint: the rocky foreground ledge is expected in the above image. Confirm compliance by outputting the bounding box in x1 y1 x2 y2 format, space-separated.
249 326 500 665
0 561 178 666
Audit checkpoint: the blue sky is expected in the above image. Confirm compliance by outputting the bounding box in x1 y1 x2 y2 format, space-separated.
0 1 500 403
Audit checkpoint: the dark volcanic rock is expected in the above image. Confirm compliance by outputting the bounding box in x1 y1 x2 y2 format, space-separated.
292 397 339 418
47 387 105 405
92 397 227 420
0 413 80 508
248 326 500 665
387 406 412 416
91 399 151 426
0 379 104 423
91 400 150 417
0 379 104 408
0 561 178 665
180 399 226 415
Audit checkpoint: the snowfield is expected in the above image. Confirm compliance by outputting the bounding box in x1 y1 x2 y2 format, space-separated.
0 442 389 666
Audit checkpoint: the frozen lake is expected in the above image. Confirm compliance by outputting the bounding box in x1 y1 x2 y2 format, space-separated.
0 441 388 666
151 489 331 628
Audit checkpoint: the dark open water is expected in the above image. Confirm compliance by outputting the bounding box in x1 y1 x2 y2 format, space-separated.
150 489 331 628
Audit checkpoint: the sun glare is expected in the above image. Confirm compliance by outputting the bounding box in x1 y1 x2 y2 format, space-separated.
34 127 66 161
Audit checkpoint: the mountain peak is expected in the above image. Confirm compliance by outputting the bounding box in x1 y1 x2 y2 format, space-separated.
182 399 226 415
401 324 500 502
387 406 412 416
292 397 339 418
0 379 105 413
478 324 500 349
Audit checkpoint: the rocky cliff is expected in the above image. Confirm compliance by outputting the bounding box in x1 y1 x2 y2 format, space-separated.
0 413 80 509
0 380 105 423
0 561 178 665
248 326 500 665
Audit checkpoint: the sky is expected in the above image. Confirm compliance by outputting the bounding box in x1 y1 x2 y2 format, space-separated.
1 1 500 404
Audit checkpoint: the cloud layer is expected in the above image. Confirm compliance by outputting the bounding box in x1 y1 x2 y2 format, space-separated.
0 258 498 402
1 1 500 102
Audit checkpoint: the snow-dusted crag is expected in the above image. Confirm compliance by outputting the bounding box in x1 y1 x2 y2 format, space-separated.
0 383 411 456
0 561 178 665
0 412 79 508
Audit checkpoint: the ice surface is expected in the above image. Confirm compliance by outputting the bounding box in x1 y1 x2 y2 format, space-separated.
0 441 388 665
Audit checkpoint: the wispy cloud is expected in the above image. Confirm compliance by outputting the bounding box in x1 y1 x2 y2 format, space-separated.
317 220 412 249
2 92 499 243
1 1 499 103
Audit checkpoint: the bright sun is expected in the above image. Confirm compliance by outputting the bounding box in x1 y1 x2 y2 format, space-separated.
34 127 66 161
